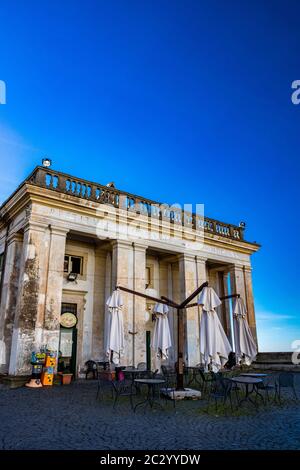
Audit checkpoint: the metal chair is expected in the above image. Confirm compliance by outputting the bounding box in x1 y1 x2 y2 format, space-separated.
85 360 98 380
207 376 234 412
254 375 276 404
137 362 147 370
161 365 177 406
96 375 113 401
275 372 298 403
199 370 215 394
111 378 135 410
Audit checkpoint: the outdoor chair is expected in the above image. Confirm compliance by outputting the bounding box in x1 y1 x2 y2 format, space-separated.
185 363 203 387
207 377 234 412
199 370 215 394
254 375 276 404
85 360 98 380
137 362 147 370
161 365 176 386
111 378 135 410
275 372 298 403
96 375 113 401
161 365 177 406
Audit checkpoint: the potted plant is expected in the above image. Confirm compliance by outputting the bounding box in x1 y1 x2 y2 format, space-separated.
58 367 73 385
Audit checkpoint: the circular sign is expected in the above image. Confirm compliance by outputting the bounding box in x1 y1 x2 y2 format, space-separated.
60 312 77 328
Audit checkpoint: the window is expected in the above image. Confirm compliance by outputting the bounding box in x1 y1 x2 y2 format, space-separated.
64 255 83 275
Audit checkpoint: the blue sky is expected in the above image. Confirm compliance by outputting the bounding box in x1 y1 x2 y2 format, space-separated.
0 0 299 351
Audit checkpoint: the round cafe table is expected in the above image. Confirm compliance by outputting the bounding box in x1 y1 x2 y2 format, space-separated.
123 368 148 381
239 373 268 378
123 368 149 394
231 376 263 408
134 378 166 412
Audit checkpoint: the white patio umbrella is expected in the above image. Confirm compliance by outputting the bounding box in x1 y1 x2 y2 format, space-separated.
151 303 172 360
198 286 232 372
233 297 257 365
0 339 5 365
106 289 125 365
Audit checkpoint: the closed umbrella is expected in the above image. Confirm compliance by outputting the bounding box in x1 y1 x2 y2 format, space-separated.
106 289 125 365
233 297 257 365
0 339 6 365
151 303 172 360
198 286 232 372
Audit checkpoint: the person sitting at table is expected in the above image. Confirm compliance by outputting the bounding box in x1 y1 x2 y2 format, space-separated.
224 352 236 369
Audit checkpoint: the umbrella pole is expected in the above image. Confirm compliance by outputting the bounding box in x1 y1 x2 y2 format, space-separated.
116 282 210 391
176 307 185 391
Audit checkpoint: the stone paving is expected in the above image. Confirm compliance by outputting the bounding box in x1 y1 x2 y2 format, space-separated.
0 373 299 450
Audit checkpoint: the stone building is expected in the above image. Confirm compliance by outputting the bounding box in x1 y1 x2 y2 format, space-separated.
0 165 260 377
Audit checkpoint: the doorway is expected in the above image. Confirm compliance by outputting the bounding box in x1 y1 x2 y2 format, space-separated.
59 303 78 376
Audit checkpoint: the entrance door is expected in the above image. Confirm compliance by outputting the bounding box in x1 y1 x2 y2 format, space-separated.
59 303 78 376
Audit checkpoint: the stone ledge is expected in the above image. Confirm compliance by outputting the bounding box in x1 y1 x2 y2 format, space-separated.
0 375 31 389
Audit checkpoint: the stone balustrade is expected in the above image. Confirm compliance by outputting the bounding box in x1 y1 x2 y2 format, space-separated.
27 166 244 241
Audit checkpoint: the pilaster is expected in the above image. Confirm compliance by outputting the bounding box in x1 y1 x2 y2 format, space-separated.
178 254 207 366
111 240 134 365
0 233 23 373
42 226 69 353
9 222 48 375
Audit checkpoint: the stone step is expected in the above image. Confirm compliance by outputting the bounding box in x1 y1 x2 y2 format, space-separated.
253 352 300 371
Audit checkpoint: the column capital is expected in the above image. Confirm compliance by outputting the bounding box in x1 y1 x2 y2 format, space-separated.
230 263 244 271
49 225 69 237
6 231 23 246
243 265 252 273
195 255 207 264
111 239 132 250
23 220 47 234
177 253 196 263
132 241 148 252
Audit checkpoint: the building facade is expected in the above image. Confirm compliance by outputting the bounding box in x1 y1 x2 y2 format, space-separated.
0 166 260 377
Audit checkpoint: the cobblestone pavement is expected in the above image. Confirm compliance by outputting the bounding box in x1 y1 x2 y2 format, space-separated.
0 373 299 450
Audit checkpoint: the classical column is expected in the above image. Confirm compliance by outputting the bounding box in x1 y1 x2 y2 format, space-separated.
42 226 68 354
9 222 48 375
230 264 246 300
111 240 134 365
103 251 112 357
230 264 258 346
132 242 147 366
243 266 258 346
178 254 207 366
0 232 23 373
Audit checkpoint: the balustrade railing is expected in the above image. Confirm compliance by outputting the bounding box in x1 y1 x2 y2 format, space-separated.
27 166 244 241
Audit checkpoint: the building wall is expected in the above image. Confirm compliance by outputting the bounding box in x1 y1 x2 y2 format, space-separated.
0 192 259 375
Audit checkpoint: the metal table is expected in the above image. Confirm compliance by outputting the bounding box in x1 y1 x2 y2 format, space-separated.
123 368 149 394
123 368 148 380
240 373 268 378
134 378 166 412
231 376 263 407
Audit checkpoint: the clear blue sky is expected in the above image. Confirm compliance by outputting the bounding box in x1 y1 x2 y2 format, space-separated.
0 1 299 351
